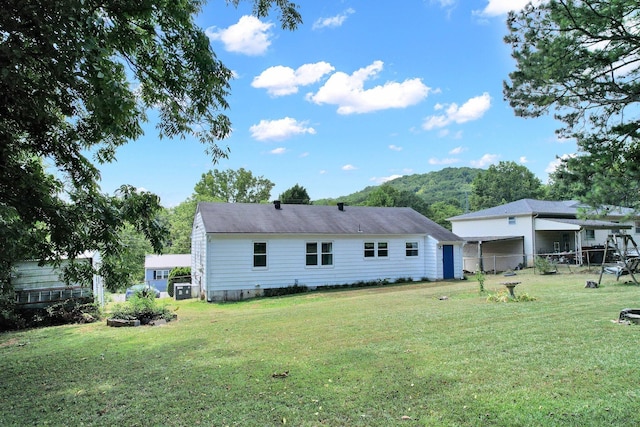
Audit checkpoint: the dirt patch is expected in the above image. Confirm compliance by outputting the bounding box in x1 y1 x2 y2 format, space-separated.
0 338 20 348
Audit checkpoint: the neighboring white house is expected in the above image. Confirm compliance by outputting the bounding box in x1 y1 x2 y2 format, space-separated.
192 202 465 302
12 252 104 308
144 254 191 292
448 199 639 272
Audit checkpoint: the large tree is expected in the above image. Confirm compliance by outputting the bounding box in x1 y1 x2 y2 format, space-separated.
504 0 640 209
470 161 544 210
0 1 301 290
279 184 311 204
365 184 432 217
194 168 275 203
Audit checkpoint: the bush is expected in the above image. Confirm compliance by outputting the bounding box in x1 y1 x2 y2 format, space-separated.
263 284 308 297
534 256 557 274
167 266 191 298
110 293 176 324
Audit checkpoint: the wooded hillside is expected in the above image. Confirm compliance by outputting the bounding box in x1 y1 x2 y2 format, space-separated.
314 167 481 207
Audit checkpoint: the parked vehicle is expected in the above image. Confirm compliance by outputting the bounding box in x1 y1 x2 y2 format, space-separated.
125 284 160 300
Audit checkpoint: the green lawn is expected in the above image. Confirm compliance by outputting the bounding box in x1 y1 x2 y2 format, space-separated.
1 268 639 426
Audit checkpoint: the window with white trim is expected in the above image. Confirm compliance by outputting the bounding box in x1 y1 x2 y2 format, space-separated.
585 229 595 240
508 216 516 225
306 242 333 266
406 242 419 257
364 242 388 258
153 270 170 280
253 242 267 268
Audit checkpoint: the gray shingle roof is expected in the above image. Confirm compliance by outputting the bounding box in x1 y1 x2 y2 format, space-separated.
197 202 463 242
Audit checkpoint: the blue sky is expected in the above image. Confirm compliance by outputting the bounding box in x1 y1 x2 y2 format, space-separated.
97 0 572 207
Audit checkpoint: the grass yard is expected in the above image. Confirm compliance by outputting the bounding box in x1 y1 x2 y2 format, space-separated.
1 268 639 426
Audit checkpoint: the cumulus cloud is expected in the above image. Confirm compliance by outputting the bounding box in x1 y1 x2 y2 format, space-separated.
476 0 536 17
206 16 273 56
470 153 499 168
270 147 287 154
313 8 355 30
307 60 432 114
342 164 357 171
388 144 403 151
519 156 529 164
429 157 460 165
370 174 403 184
422 92 491 130
252 62 335 96
249 117 316 141
545 153 575 174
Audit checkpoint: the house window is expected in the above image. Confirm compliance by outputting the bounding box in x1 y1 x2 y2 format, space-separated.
377 242 388 257
585 229 595 240
253 242 267 268
321 242 333 266
306 242 333 266
406 242 419 257
364 242 375 258
636 221 640 234
364 242 388 258
306 242 318 266
508 216 516 225
153 270 170 280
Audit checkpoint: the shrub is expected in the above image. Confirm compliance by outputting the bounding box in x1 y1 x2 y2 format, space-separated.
110 293 176 324
263 284 308 297
534 256 557 274
167 266 191 297
486 289 537 303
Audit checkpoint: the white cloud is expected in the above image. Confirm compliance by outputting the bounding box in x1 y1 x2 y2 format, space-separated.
270 147 287 154
519 156 529 164
252 62 335 96
342 164 357 171
449 146 466 155
307 60 432 114
545 153 575 174
370 174 403 184
206 16 273 56
428 157 460 165
423 92 491 130
313 8 355 30
299 152 309 158
470 153 499 168
476 0 533 17
388 144 403 151
319 170 327 175
249 117 316 141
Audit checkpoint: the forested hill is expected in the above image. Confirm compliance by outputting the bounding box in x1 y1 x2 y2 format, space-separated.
314 167 481 206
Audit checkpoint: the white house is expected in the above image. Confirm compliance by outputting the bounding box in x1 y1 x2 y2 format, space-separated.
12 252 104 308
144 254 191 292
192 202 465 302
448 199 639 272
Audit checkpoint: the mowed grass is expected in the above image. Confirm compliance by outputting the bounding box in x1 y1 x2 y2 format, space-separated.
1 268 639 426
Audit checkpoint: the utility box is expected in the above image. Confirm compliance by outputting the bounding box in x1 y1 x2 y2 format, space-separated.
174 284 193 300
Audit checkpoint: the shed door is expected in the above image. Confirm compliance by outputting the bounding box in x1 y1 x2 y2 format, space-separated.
443 245 455 279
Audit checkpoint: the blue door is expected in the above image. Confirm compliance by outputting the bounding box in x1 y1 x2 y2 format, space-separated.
443 245 454 279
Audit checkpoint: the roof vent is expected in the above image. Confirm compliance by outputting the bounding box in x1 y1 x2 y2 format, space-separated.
274 200 281 210
337 202 344 211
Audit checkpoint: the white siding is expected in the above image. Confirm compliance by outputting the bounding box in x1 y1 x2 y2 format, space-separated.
190 212 207 298
452 215 534 265
203 234 446 300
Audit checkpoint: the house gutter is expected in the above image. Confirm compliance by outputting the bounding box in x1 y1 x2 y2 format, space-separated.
531 213 538 266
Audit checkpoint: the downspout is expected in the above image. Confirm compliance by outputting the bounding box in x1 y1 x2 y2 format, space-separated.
531 214 539 267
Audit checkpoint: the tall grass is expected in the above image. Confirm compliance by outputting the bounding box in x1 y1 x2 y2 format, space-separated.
1 268 639 426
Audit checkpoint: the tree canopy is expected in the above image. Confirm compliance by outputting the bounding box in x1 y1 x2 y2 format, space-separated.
279 184 310 204
504 0 640 209
194 168 275 203
0 1 301 293
470 161 544 210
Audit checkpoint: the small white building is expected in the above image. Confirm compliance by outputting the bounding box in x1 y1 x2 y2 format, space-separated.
192 202 465 302
448 199 639 272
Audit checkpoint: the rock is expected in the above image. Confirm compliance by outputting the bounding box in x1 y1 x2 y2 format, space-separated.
149 319 167 326
107 318 140 327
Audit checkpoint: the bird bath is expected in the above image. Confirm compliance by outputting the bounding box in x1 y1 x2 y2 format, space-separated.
501 281 521 298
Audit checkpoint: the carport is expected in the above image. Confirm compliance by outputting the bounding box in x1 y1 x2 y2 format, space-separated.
461 236 525 273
